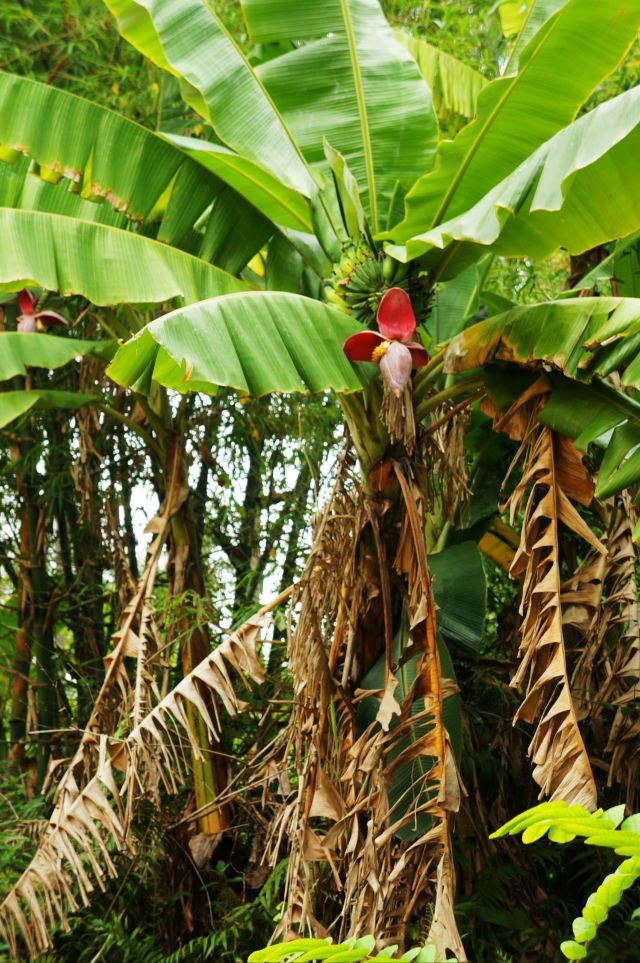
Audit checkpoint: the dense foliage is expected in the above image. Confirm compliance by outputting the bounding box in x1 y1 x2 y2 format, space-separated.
0 1 639 961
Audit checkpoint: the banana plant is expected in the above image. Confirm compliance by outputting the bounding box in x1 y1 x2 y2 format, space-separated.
1 0 640 959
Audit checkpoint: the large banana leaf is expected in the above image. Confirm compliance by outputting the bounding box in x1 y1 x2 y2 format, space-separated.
0 72 221 246
0 208 245 305
446 297 640 386
394 31 488 121
0 390 97 429
196 186 273 275
107 291 371 396
390 84 640 269
163 134 312 233
0 333 112 380
0 142 276 281
0 156 126 227
430 541 486 655
447 297 640 502
248 0 437 232
0 74 278 273
500 0 568 68
389 0 640 242
103 0 314 198
357 623 461 842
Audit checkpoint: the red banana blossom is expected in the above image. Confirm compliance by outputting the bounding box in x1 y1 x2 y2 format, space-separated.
342 287 428 397
16 289 67 333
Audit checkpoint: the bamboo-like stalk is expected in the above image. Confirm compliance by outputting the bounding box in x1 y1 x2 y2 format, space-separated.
164 433 231 834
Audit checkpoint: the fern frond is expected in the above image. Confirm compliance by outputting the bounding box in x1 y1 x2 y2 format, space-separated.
492 801 640 959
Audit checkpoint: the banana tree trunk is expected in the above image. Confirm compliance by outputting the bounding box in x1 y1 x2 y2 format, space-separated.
9 495 32 765
10 441 58 786
261 378 466 957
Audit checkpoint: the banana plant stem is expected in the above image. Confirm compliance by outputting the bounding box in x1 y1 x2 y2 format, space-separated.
414 376 484 423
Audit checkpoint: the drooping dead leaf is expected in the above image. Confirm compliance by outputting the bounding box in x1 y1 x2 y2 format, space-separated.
248 457 466 957
507 424 599 809
0 608 271 958
566 493 640 808
428 854 468 963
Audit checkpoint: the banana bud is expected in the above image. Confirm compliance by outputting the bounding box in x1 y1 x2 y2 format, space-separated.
379 342 413 397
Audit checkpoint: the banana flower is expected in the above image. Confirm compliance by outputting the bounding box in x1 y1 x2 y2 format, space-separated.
342 287 427 397
16 289 67 333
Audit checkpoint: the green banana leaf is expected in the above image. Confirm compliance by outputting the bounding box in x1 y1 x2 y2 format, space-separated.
247 0 437 232
163 134 312 233
500 0 568 68
265 233 304 294
390 84 640 269
107 291 372 396
446 297 640 387
394 30 488 120
103 0 315 198
0 332 112 381
388 0 640 242
358 622 461 842
0 72 221 246
197 186 273 275
498 0 533 38
0 150 273 280
449 297 640 503
0 208 245 305
0 76 279 269
429 256 492 342
0 389 97 429
323 140 367 240
0 155 126 227
430 541 486 656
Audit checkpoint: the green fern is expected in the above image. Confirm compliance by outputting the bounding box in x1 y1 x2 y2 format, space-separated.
492 801 640 960
247 935 455 962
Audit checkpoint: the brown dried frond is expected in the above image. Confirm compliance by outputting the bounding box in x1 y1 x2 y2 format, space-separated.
483 377 603 808
589 496 639 805
44 485 187 809
423 402 470 525
0 738 129 959
0 606 271 959
257 459 466 959
558 492 640 807
507 425 604 809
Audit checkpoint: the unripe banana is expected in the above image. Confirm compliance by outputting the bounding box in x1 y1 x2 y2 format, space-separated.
382 255 396 282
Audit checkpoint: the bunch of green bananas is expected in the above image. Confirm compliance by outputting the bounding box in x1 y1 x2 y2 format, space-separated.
323 244 409 323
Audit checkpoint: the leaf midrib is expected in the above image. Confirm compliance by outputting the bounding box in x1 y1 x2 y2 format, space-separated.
430 7 565 229
339 0 377 233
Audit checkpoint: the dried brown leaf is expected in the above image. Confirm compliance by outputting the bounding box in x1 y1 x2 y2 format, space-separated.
507 425 597 809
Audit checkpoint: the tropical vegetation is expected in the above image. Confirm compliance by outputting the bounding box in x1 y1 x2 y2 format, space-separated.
0 0 639 960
